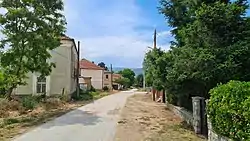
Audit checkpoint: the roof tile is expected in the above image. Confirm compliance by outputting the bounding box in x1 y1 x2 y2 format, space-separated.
80 59 104 70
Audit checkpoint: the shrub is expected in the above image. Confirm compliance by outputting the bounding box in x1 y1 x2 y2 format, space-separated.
71 90 93 101
3 118 20 125
103 86 109 91
21 96 38 110
90 85 96 92
207 80 250 140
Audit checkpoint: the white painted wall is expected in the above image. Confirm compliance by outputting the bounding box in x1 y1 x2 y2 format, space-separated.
80 69 103 90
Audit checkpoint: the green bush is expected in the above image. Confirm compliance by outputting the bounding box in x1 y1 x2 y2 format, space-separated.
21 96 38 110
71 90 93 101
103 86 109 91
90 85 96 92
207 80 250 140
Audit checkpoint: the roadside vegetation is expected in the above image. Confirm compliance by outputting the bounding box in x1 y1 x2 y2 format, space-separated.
143 0 250 139
115 68 136 89
0 88 110 141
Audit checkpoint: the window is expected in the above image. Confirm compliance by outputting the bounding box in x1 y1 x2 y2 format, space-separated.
37 76 46 93
106 75 109 79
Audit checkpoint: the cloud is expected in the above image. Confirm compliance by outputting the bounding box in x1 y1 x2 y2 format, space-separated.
63 0 172 67
157 30 172 38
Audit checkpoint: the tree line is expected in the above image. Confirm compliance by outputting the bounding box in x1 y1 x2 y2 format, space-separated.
144 0 250 110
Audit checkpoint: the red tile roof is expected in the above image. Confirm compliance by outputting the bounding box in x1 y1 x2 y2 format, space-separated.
80 59 104 70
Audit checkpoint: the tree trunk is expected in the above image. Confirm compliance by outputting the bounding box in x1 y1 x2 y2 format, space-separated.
7 86 14 101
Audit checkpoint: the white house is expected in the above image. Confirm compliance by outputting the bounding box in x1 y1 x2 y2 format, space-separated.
79 59 104 90
15 35 78 95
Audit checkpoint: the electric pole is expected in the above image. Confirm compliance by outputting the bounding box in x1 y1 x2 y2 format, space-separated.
152 29 157 101
76 41 80 98
110 64 113 91
154 28 157 49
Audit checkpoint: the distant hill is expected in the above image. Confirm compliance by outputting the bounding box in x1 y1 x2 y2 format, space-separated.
112 67 143 76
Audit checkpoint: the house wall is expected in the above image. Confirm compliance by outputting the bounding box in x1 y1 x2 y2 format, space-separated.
79 77 92 90
16 39 76 95
15 72 34 95
81 69 103 90
103 72 112 89
69 41 78 94
49 39 72 95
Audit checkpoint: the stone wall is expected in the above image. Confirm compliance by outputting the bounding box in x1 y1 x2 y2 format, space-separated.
207 118 232 141
167 97 232 141
166 103 193 126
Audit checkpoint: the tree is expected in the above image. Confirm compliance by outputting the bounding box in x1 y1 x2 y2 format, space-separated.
143 0 250 110
134 74 143 88
0 0 66 99
114 77 130 89
118 68 135 87
97 62 108 71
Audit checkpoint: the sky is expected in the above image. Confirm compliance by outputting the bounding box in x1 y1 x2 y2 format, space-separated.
63 0 173 68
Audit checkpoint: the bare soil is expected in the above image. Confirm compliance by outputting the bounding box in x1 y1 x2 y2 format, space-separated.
0 91 113 141
114 93 207 141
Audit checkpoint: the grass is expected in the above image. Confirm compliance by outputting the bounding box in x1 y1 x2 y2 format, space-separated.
147 121 207 141
0 91 112 141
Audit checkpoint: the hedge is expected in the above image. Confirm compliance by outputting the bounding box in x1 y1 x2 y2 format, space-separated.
207 80 250 140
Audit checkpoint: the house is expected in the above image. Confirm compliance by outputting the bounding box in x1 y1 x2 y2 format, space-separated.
15 35 78 95
103 71 122 90
79 59 104 90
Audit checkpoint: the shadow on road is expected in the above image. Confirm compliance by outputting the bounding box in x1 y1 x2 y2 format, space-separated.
40 109 102 129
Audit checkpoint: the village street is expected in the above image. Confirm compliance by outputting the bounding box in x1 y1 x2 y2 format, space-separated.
12 90 204 141
13 90 137 141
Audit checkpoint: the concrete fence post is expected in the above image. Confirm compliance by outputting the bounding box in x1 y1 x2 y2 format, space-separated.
192 97 207 135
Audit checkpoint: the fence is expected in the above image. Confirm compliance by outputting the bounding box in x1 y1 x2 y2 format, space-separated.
165 96 232 141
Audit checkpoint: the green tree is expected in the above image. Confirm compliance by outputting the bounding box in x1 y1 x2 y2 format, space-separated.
145 0 250 109
118 68 135 87
97 62 108 71
143 48 168 91
114 77 130 89
134 74 143 88
0 0 66 99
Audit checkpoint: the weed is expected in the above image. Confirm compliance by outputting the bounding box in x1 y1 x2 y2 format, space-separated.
21 96 38 110
3 118 20 125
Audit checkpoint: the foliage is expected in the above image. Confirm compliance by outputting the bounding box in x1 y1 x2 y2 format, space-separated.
134 74 143 88
142 0 250 109
114 77 130 89
118 68 135 87
71 90 94 101
21 96 38 110
90 85 96 92
97 62 109 70
0 0 66 99
207 81 250 140
103 86 109 91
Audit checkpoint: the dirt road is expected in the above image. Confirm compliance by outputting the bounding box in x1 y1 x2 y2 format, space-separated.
114 93 206 141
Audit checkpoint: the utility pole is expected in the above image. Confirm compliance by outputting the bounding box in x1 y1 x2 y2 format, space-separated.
152 29 157 101
153 28 157 49
110 64 113 91
76 41 80 98
143 69 146 89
